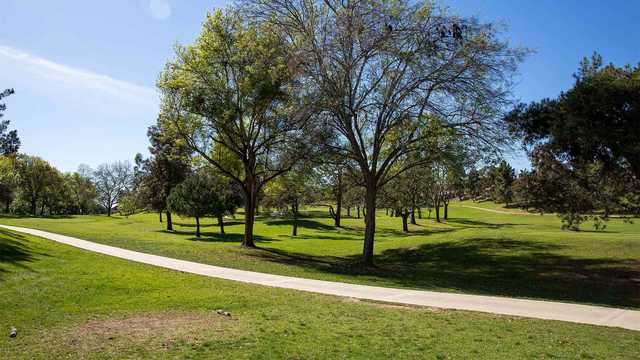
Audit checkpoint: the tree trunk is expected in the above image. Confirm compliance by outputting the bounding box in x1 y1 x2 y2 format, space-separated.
385 208 388 216
335 185 342 227
242 176 257 248
347 206 351 217
159 211 163 223
418 207 422 219
30 198 37 216
166 210 173 231
435 204 441 223
357 206 361 219
5 199 10 213
402 210 409 232
195 216 200 238
362 182 377 266
218 213 225 234
444 202 449 220
410 207 417 225
292 200 298 237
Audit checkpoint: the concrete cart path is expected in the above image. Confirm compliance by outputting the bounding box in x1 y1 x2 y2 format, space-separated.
2 224 638 332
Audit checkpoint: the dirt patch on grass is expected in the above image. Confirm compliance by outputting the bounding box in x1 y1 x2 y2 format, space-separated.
57 311 236 358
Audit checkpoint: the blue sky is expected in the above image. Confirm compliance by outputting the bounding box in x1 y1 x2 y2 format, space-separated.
1 0 638 172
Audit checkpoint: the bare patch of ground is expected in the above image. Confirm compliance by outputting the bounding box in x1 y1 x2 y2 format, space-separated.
56 311 236 358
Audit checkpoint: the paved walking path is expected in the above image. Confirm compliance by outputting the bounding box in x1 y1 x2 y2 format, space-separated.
2 224 639 331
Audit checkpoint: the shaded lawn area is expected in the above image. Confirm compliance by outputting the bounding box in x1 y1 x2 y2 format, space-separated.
1 200 639 308
1 229 639 359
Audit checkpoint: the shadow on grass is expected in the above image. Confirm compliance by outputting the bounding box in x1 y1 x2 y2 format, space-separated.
263 218 336 232
0 228 40 279
251 238 640 308
444 218 522 229
159 229 275 244
173 221 245 228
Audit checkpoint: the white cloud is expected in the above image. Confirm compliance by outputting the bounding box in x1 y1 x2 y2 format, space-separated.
0 45 158 107
149 0 171 20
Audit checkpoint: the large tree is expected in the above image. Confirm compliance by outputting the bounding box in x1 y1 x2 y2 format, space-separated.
246 0 526 264
158 9 313 248
506 54 640 227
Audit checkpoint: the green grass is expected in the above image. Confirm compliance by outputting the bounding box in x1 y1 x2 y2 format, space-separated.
1 228 639 359
1 200 639 308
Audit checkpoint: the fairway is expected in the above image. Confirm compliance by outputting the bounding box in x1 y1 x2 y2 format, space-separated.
1 227 639 359
1 201 638 309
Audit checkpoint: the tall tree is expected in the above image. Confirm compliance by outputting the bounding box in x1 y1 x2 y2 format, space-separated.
158 9 312 247
137 122 191 231
247 0 526 264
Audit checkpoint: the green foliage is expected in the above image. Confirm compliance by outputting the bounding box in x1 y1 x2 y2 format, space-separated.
506 54 640 227
168 170 242 237
117 193 138 218
0 88 20 155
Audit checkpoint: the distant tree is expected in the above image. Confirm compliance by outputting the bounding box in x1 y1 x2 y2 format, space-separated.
493 160 516 206
15 155 58 215
0 155 18 212
167 170 230 237
0 88 20 155
117 193 138 218
66 171 97 214
93 161 133 216
263 163 319 236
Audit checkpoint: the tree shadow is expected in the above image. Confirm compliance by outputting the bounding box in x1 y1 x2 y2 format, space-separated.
0 228 40 279
173 221 245 228
250 238 640 308
263 218 336 232
157 229 275 244
444 218 522 229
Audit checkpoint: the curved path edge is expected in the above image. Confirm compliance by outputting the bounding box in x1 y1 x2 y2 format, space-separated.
3 224 639 331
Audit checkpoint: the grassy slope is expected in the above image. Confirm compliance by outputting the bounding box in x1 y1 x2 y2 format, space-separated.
1 200 638 308
1 229 639 359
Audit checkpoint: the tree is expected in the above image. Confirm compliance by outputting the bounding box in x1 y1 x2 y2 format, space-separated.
93 161 133 216
506 54 640 226
117 193 138 218
15 155 58 215
65 171 97 214
493 160 516 205
136 122 191 231
247 0 526 264
0 88 20 155
167 170 232 237
0 155 19 212
263 163 319 236
158 8 313 247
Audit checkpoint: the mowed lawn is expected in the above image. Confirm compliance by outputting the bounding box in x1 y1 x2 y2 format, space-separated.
1 229 640 359
1 200 639 308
